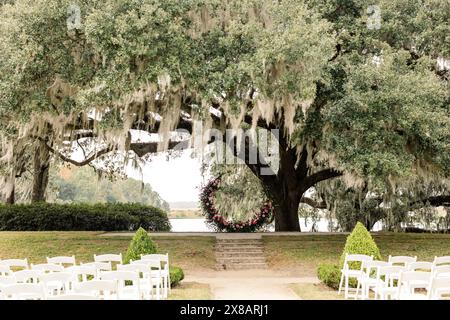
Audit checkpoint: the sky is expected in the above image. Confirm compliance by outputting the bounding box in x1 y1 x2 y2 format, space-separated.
126 150 207 203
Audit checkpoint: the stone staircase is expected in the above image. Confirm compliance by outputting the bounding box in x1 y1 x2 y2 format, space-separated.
215 238 268 270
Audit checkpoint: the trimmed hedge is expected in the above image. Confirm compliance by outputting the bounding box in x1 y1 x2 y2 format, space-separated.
124 227 158 263
0 203 171 231
170 266 185 287
317 264 341 290
318 222 382 289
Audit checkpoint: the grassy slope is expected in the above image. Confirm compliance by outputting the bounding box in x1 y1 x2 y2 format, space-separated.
0 232 216 272
264 233 450 276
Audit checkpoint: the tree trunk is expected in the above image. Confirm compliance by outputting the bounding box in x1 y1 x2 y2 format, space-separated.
31 141 50 202
261 137 306 232
5 184 15 204
271 186 302 231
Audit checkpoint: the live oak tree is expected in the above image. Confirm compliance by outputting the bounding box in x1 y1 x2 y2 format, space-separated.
0 0 449 230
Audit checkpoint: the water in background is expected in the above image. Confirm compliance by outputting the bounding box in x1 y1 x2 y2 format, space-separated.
169 218 383 232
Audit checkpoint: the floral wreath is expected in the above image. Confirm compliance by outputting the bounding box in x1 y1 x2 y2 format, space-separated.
200 177 273 232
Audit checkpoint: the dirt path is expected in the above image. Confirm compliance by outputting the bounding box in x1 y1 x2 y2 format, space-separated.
185 270 319 300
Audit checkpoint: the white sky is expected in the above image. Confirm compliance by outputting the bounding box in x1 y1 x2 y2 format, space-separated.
126 150 207 203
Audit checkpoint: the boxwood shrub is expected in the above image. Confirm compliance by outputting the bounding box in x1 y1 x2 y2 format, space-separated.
0 203 171 231
170 266 185 287
317 222 381 289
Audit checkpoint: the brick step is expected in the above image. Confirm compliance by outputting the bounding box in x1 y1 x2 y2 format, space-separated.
216 257 267 264
215 251 264 258
216 238 263 243
215 244 264 249
216 262 268 270
216 245 264 251
216 240 263 245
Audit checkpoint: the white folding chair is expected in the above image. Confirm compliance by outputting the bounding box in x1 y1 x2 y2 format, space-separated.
1 283 45 300
356 260 389 299
47 256 76 267
373 265 405 300
81 261 111 274
132 259 164 299
13 269 42 284
66 265 97 282
433 256 450 267
98 271 141 300
338 254 373 299
432 265 450 278
117 263 155 300
94 254 122 269
31 263 64 273
141 253 171 297
73 280 117 300
408 261 433 272
0 265 12 276
0 275 17 294
388 255 417 267
397 271 431 300
47 294 99 300
39 272 74 296
427 277 450 300
0 259 28 270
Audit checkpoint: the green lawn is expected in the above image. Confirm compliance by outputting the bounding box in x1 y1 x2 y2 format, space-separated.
169 282 212 300
264 233 450 276
0 232 216 272
290 283 342 300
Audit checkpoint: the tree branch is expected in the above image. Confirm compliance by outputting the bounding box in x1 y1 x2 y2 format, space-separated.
305 168 342 188
300 196 327 209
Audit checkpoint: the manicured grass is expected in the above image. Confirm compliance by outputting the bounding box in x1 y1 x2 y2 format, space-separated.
169 209 203 219
290 283 342 300
264 233 450 276
169 282 212 300
0 232 216 272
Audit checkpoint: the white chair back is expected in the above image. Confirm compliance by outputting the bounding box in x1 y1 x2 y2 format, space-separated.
0 276 16 287
98 271 140 300
408 261 433 272
433 256 450 267
432 265 450 278
0 259 28 270
47 294 99 300
428 277 450 300
94 253 122 264
0 265 12 276
39 272 74 295
81 261 112 273
31 263 64 273
342 254 373 271
67 265 97 282
1 283 45 300
47 256 76 266
131 259 161 271
13 270 42 283
73 280 117 299
388 255 417 267
397 271 431 299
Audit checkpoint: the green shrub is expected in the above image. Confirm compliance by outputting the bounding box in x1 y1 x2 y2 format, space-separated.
170 266 185 287
317 264 341 290
317 222 381 290
0 203 171 231
339 221 381 269
124 227 157 263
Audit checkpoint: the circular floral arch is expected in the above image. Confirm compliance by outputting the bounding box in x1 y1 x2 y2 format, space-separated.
200 177 273 232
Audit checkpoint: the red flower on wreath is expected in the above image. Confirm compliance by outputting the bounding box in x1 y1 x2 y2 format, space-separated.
200 177 273 232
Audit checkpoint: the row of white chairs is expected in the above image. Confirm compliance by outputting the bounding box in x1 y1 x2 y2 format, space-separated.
0 253 171 300
339 254 450 300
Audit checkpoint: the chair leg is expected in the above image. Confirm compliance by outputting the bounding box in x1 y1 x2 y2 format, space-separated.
338 273 344 295
344 276 349 299
355 280 361 299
